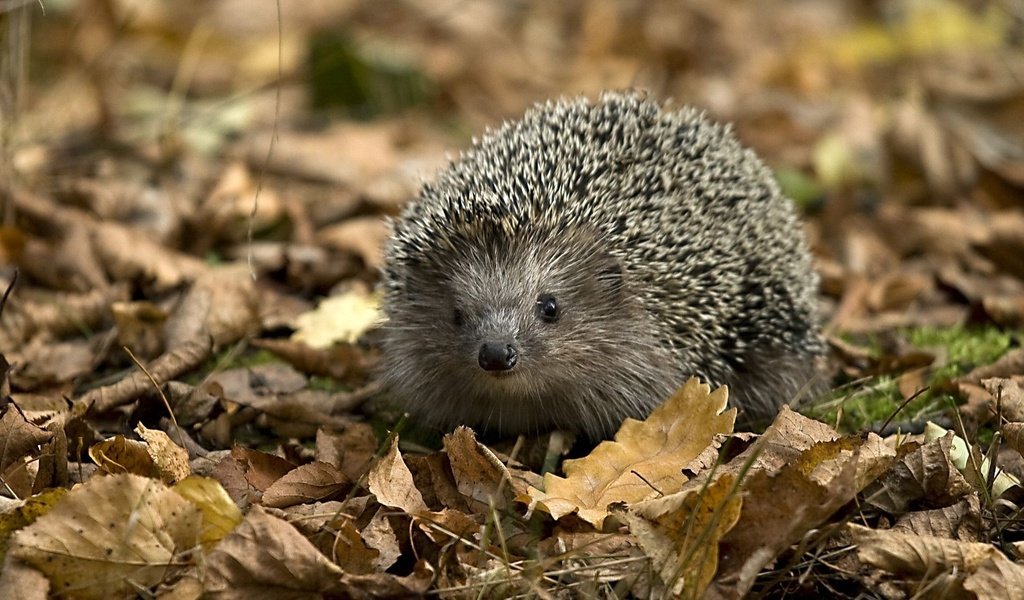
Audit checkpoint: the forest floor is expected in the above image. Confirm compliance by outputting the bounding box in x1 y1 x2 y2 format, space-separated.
1 1 1023 598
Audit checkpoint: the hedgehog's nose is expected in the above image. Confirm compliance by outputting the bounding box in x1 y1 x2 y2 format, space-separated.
478 342 518 372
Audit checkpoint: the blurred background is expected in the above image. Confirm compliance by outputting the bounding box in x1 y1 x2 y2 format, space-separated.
1 0 1023 429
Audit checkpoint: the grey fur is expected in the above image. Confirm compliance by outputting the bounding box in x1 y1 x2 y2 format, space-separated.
379 91 824 439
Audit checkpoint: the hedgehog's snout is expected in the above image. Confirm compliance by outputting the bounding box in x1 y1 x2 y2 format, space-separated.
478 341 518 372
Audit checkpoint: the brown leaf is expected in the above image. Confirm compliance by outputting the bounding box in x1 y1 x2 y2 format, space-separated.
528 378 735 527
626 472 742 598
444 426 517 512
0 406 52 475
963 553 1024 600
163 265 260 349
983 377 1024 423
315 423 378 482
891 496 983 542
865 433 973 514
851 523 1002 584
367 436 429 514
230 446 296 491
204 506 347 598
136 423 191 483
362 508 401 572
89 434 156 477
708 436 864 599
260 461 351 509
317 216 390 271
11 474 202 600
205 506 433 598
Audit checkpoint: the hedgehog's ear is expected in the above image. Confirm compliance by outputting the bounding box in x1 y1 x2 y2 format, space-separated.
596 253 625 297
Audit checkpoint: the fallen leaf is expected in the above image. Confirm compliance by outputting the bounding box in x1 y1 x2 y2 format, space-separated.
136 423 191 483
291 288 381 349
851 522 1003 581
88 434 156 477
367 435 429 514
444 426 516 512
528 378 735 527
204 505 347 597
172 476 244 550
260 461 351 509
11 473 202 600
626 472 742 598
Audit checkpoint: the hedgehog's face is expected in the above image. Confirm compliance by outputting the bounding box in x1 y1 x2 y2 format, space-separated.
380 226 656 432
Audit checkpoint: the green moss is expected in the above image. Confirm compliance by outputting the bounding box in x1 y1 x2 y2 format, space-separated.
907 324 1013 379
808 325 1015 432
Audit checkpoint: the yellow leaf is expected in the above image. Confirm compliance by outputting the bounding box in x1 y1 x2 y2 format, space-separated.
292 289 381 349
173 476 243 551
527 378 735 527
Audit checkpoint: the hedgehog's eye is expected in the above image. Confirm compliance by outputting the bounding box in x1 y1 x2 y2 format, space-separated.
452 308 465 327
536 294 559 323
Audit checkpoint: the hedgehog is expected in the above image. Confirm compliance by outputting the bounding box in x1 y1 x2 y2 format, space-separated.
378 91 824 440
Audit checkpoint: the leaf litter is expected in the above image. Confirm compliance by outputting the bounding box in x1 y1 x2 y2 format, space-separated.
1 0 1024 598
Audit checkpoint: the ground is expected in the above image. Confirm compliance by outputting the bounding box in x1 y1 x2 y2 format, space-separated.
0 1 1023 598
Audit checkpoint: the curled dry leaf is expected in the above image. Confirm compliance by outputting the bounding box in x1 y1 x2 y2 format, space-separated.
891 496 982 542
963 553 1024 600
707 436 868 599
89 434 156 477
362 508 401 572
443 426 517 512
11 473 202 600
366 435 429 514
204 505 346 598
528 378 735 527
851 523 1008 584
625 472 742 599
205 506 434 599
0 406 53 475
315 423 378 482
865 432 973 514
136 423 191 482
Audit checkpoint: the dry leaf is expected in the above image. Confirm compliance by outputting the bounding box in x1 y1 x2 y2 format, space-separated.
204 505 347 598
367 436 429 514
89 434 156 477
851 522 1003 580
0 406 52 475
528 378 735 527
444 426 516 512
260 461 351 509
865 433 973 514
172 476 244 550
626 472 742 598
11 474 202 600
707 436 863 599
315 423 378 482
291 288 381 349
963 553 1024 599
136 423 191 483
